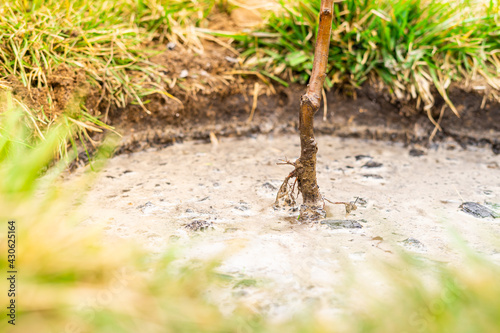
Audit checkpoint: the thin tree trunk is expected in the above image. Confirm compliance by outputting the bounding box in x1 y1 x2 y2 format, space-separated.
296 0 334 221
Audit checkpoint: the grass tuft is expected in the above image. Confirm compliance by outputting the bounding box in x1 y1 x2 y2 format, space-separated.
234 0 500 114
0 0 216 130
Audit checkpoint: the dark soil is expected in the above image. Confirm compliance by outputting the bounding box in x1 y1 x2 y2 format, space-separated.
108 70 500 156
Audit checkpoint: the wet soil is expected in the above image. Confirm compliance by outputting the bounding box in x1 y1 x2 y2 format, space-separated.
109 76 500 157
75 134 500 320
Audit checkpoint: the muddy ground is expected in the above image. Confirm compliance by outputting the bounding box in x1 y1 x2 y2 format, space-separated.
26 32 495 320
74 133 500 320
67 40 499 320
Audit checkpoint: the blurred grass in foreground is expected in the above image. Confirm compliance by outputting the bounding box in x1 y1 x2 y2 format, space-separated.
0 92 500 332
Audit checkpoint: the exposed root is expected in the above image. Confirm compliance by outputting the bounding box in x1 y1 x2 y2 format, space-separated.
276 157 296 167
274 158 359 221
324 197 359 217
274 157 326 221
273 159 298 209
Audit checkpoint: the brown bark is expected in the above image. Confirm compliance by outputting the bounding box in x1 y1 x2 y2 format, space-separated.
297 0 334 220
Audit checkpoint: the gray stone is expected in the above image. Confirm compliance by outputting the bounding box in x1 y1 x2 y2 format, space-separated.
167 42 176 50
400 238 426 252
409 148 425 157
363 174 383 179
362 161 383 168
262 182 277 191
355 155 372 160
460 202 499 218
185 220 213 231
225 56 239 63
321 220 363 229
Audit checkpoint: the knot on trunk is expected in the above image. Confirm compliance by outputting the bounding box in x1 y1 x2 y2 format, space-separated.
300 94 321 112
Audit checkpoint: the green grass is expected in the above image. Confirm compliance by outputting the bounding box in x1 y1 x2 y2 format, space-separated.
233 0 500 115
0 0 216 124
0 0 222 159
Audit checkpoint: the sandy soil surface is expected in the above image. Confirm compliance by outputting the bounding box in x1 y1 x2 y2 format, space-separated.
75 134 500 320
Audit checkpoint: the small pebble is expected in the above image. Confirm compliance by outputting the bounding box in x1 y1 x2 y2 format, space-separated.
320 220 362 229
492 143 500 155
185 220 213 231
355 155 372 160
487 162 499 169
225 56 239 63
169 235 180 242
409 148 425 157
137 201 155 213
460 202 498 218
363 174 383 179
362 161 383 168
400 238 426 252
234 201 250 211
166 42 176 50
356 198 368 207
262 182 277 191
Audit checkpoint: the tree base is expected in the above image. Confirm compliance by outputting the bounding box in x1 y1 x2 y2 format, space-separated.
299 203 326 222
274 160 326 223
274 159 358 223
